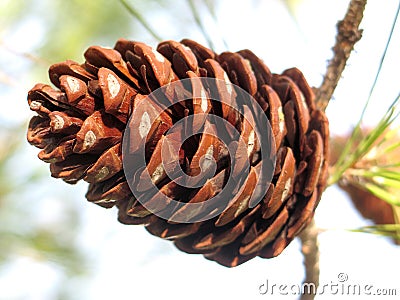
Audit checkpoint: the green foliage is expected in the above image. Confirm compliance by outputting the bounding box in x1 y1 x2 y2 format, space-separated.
350 224 400 242
330 94 400 207
329 95 400 183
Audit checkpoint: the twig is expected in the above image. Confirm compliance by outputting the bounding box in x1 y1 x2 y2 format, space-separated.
0 41 50 66
299 219 320 300
299 2 369 299
314 0 367 111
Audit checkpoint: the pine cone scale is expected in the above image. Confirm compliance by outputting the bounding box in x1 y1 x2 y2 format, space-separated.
239 205 289 256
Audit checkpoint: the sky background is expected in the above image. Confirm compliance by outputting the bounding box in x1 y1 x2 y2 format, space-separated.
0 0 399 299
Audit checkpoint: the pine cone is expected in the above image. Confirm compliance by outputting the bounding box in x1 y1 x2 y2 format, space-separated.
27 38 329 267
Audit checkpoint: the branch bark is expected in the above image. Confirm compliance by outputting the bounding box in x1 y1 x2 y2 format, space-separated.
314 0 368 111
299 2 368 299
299 219 320 300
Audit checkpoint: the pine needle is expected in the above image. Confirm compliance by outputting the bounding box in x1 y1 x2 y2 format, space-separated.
329 94 400 186
187 0 215 51
119 0 163 41
350 224 400 240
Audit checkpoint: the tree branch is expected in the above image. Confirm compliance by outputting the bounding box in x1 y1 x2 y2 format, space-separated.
299 219 320 300
298 3 368 299
314 0 368 111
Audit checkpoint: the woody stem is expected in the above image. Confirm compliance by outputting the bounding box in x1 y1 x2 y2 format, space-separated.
314 0 367 111
300 1 368 299
299 219 320 300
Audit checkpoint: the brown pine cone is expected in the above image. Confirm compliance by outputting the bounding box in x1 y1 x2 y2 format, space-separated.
27 38 329 267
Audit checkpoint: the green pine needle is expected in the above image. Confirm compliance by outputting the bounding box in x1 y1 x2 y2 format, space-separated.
187 0 215 51
364 183 400 206
350 224 400 240
119 0 163 41
329 94 400 186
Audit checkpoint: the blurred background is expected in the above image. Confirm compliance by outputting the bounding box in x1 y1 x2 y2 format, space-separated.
0 0 399 299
